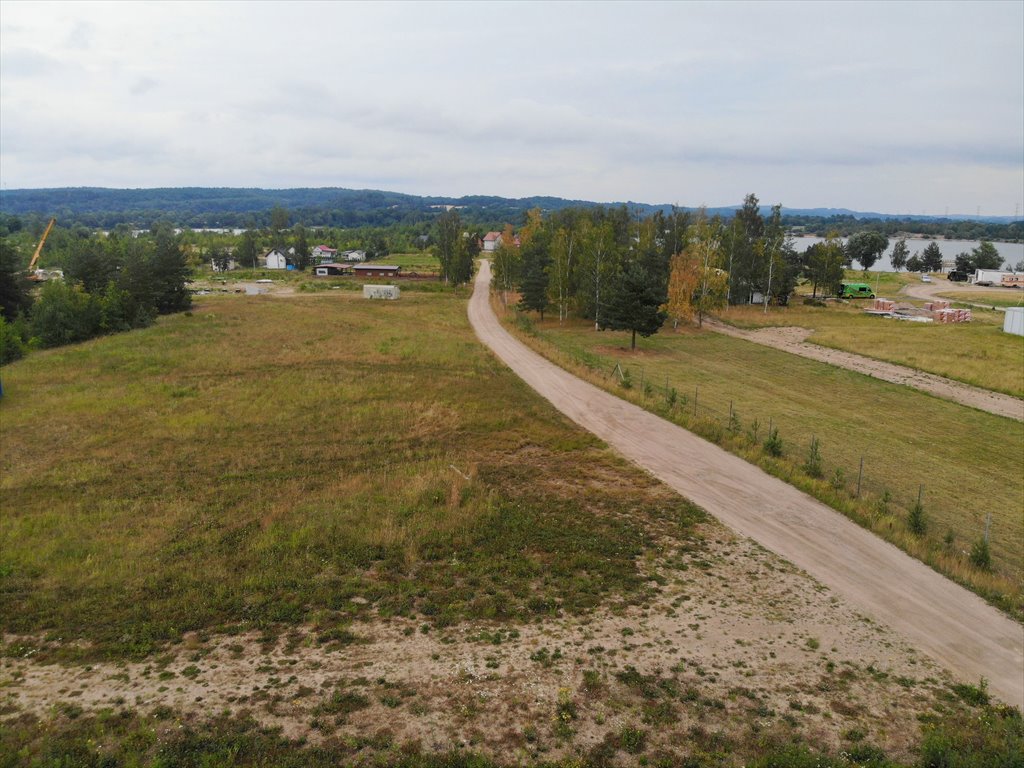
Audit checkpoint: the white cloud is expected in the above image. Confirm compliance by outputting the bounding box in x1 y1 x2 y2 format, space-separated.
1 0 1021 215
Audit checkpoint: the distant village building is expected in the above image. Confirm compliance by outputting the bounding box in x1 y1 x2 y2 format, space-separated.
314 263 353 276
482 232 502 252
343 249 367 262
312 245 338 263
352 264 401 278
264 249 289 269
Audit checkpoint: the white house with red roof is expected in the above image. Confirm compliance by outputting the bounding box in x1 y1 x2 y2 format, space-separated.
482 231 502 252
312 245 338 263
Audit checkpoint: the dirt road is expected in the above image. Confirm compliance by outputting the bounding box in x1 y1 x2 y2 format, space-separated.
703 319 1024 421
468 260 1023 708
901 277 1021 308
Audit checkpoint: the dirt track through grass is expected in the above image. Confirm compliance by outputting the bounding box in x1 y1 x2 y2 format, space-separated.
704 318 1024 420
469 260 1024 709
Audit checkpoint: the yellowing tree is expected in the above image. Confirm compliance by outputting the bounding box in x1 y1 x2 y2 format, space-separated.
665 213 728 328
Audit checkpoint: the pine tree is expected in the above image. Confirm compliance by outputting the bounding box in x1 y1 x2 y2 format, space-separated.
601 261 667 350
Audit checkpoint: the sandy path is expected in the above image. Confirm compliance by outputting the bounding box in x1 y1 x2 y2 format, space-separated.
701 319 1023 421
468 260 1024 708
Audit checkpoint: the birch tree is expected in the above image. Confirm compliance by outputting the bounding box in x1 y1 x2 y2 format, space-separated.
577 220 618 330
548 227 575 323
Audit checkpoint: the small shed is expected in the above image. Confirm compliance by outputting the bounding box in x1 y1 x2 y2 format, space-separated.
363 285 400 300
1004 307 1024 336
352 264 402 278
314 263 352 276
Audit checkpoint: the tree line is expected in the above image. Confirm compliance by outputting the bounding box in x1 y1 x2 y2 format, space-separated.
485 195 804 349
479 196 1019 349
0 225 191 364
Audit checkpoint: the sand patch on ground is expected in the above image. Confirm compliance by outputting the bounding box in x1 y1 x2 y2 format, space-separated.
1 524 963 762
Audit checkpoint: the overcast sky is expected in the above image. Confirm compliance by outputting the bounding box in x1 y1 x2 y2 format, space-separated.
2 1 1022 215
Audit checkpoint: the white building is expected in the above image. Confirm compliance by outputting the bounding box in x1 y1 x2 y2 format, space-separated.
264 249 289 269
482 232 502 252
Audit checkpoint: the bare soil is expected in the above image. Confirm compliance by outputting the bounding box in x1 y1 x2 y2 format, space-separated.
702 319 1024 421
0 527 967 761
468 260 1024 709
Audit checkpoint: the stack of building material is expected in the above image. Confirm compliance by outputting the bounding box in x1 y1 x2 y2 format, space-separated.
872 298 895 311
923 300 951 311
933 308 972 323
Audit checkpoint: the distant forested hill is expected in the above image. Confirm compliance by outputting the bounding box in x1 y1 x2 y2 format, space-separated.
0 187 610 229
0 186 1019 240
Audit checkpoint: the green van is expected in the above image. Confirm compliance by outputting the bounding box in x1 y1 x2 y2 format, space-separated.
838 282 875 299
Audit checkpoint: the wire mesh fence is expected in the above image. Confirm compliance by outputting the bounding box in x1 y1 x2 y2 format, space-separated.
603 360 1005 563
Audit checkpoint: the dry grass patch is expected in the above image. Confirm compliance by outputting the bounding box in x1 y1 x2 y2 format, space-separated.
0 290 703 660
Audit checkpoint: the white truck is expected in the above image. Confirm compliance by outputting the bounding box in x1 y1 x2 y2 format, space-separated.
973 269 1010 286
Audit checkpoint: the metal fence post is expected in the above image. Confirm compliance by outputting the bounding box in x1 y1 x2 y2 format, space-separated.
857 457 864 498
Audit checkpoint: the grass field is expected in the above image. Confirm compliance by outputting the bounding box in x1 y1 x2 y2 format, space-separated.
502 308 1023 616
938 290 1024 309
719 300 1024 398
0 290 702 659
2 287 1021 766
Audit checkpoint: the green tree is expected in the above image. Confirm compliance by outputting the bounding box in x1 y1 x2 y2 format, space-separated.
270 205 290 245
578 220 619 330
30 280 102 347
435 209 463 285
292 224 310 271
601 261 667 350
150 226 192 313
846 231 889 271
906 253 924 272
921 242 944 272
805 232 846 297
518 249 550 319
237 229 259 269
0 237 34 322
65 238 118 293
491 224 521 305
971 241 1002 270
0 314 29 365
890 238 909 272
548 227 576 323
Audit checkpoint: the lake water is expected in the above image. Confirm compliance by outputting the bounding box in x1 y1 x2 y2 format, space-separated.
788 236 1024 273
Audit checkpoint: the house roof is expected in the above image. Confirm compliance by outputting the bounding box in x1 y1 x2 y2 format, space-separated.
483 231 502 242
317 263 351 269
352 264 401 271
314 245 337 252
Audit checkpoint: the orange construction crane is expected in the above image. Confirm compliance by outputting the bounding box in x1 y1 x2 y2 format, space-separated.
27 217 56 278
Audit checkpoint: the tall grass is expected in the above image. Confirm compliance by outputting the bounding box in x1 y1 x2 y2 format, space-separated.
0 292 703 659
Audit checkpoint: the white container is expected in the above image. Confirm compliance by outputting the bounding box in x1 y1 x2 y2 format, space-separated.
363 285 400 300
1003 306 1024 336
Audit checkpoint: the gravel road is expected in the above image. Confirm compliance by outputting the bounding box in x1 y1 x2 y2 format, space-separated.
468 260 1023 708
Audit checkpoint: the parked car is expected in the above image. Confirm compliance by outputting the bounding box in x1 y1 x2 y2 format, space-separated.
921 275 933 283
947 270 968 282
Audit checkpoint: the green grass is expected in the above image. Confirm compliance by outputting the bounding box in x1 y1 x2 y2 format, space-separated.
3 688 1019 767
0 291 703 660
938 290 1024 309
501 308 1023 616
720 300 1024 398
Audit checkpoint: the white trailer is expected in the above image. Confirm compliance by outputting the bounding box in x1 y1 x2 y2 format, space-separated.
973 269 1010 286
